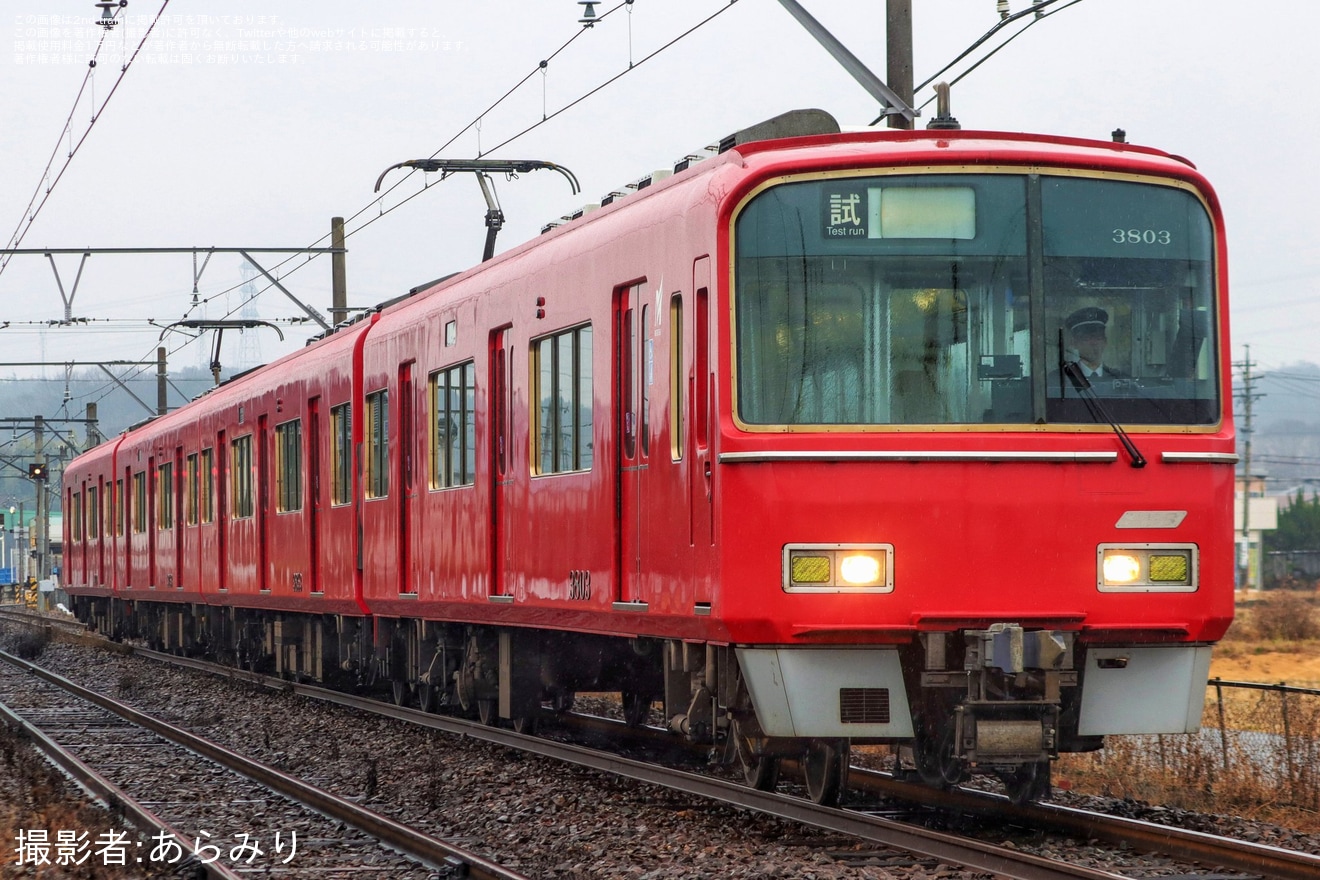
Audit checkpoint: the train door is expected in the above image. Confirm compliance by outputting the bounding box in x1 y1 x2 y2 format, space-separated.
257 415 270 592
308 397 322 594
490 328 514 599
217 431 228 592
69 486 81 587
175 446 184 589
119 472 129 590
692 257 715 550
147 456 157 589
97 477 106 587
398 363 416 594
616 284 648 604
128 467 138 588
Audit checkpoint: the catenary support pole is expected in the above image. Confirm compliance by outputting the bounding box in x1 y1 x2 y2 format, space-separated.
331 216 348 327
157 347 168 416
886 0 914 129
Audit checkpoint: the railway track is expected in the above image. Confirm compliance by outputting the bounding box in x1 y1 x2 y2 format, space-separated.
5 614 1318 879
101 642 1320 878
0 604 88 634
0 645 530 879
844 767 1320 880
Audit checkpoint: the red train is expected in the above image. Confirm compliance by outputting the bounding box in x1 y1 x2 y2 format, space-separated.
63 109 1235 804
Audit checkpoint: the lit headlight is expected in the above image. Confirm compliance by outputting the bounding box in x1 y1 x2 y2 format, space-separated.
784 544 893 593
1098 544 1197 592
1102 553 1142 584
839 554 883 585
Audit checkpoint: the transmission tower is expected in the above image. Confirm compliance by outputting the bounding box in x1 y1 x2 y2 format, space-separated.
234 261 265 370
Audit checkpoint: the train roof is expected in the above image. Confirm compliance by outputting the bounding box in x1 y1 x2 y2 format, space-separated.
72 110 1216 463
390 109 1209 306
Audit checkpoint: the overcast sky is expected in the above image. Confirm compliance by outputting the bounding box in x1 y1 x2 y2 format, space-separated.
2 0 1317 382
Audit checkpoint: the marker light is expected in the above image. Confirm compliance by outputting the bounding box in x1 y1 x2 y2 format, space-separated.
790 555 831 584
1149 554 1190 583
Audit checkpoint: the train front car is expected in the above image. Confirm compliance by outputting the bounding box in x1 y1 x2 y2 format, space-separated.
714 130 1233 804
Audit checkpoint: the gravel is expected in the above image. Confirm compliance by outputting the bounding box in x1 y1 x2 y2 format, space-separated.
3 635 1318 878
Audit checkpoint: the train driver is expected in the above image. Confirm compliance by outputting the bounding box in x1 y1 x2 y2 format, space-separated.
1046 305 1127 397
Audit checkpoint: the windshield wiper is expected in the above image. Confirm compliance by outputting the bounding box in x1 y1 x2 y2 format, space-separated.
1062 361 1147 468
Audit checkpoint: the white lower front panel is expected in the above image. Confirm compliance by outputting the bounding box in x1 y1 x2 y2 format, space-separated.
735 647 915 739
1078 645 1213 735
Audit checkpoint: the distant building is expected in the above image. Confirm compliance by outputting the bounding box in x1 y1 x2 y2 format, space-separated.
1235 473 1278 591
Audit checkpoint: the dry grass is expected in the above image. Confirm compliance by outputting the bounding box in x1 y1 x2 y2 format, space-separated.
1 626 52 661
1058 590 1320 832
0 725 168 878
1241 588 1320 642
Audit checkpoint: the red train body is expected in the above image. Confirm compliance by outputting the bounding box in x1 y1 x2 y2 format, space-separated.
63 112 1235 802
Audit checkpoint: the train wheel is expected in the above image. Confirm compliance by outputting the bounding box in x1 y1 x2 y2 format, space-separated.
802 739 849 807
913 728 962 788
417 684 438 714
732 718 780 791
512 713 539 735
477 698 498 726
390 680 410 708
621 690 651 727
550 689 575 713
1002 760 1052 805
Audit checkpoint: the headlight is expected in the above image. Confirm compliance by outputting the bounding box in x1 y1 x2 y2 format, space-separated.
1102 553 1142 584
783 544 893 593
1098 544 1197 592
840 554 883 586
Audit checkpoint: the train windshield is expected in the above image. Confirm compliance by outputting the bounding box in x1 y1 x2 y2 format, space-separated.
733 173 1218 427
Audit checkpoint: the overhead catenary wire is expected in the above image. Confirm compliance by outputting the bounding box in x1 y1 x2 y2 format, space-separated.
58 1 1092 416
914 0 1085 113
134 0 734 381
78 0 1079 411
169 0 1086 337
0 26 113 273
0 0 173 280
141 1 634 346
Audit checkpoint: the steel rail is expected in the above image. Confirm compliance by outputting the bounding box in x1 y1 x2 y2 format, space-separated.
133 648 1125 880
273 666 1320 880
0 691 241 880
38 632 1320 880
0 607 91 635
0 649 531 880
846 768 1320 880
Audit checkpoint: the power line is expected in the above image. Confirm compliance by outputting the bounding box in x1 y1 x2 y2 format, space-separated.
1 18 114 273
913 0 1086 112
0 1 173 281
153 1 638 336
51 1 1098 416
118 0 738 391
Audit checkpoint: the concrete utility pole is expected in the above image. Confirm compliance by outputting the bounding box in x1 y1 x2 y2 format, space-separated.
886 0 914 129
331 216 348 327
775 0 916 126
33 416 48 581
157 347 168 415
12 502 26 587
85 403 101 449
1234 345 1264 588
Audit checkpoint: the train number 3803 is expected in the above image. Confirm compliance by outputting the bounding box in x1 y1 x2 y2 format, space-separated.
568 569 592 601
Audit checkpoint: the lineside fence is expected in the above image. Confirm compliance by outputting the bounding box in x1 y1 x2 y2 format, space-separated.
1198 678 1320 811
1266 550 1320 584
1072 678 1320 813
